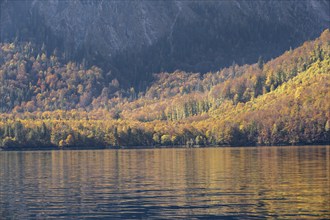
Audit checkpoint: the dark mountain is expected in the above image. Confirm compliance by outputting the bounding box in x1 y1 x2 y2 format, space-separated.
0 0 329 88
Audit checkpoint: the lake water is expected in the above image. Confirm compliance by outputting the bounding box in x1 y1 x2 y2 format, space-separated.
0 146 329 219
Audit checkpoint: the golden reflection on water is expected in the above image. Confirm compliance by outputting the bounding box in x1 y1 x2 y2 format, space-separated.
0 146 329 219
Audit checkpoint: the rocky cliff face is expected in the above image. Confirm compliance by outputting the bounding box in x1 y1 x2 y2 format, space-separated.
1 0 184 58
1 0 329 87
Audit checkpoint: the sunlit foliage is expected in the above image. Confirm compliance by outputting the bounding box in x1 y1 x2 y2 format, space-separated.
0 30 329 148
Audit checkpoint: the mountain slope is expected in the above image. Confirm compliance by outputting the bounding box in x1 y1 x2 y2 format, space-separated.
0 30 329 148
1 0 329 88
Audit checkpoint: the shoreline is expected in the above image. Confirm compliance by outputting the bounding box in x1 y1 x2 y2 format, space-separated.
1 143 329 151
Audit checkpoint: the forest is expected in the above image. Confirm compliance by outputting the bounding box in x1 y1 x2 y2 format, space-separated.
0 29 329 149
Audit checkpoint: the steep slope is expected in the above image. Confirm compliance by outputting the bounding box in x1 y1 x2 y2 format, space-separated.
1 0 329 88
0 30 329 148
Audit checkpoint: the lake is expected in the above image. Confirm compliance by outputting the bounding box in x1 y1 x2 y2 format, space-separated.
0 146 329 219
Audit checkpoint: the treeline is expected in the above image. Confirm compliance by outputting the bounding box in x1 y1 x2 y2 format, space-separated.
0 30 329 149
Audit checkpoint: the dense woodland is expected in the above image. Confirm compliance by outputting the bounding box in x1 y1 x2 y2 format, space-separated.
0 30 329 149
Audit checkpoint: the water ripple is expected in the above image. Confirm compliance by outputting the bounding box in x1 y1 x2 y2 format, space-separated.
1 146 329 219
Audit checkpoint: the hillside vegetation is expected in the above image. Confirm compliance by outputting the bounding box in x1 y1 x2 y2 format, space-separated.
0 30 329 149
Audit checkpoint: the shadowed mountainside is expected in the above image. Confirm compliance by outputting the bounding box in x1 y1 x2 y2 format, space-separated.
1 0 329 88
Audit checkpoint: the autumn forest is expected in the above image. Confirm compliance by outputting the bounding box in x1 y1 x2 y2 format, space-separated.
0 29 329 149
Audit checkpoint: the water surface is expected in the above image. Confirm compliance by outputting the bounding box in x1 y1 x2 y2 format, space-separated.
1 146 329 219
